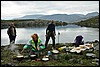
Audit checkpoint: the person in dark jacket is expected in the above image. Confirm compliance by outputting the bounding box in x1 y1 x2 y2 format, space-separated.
74 35 84 47
45 21 56 49
7 23 16 44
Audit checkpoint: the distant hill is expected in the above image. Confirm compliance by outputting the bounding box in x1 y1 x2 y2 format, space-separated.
16 12 99 23
38 14 85 23
86 12 99 18
74 15 99 28
20 15 44 19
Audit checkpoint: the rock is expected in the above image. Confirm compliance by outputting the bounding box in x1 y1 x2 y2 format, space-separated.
69 59 74 61
94 44 99 51
94 40 99 43
94 58 99 62
1 63 14 66
1 60 4 62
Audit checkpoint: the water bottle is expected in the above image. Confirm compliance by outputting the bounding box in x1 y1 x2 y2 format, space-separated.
48 51 51 56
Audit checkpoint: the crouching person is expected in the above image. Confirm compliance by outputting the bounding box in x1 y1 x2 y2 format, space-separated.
21 33 45 56
74 35 84 47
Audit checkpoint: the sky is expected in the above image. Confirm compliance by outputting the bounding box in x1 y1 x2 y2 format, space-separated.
1 1 99 20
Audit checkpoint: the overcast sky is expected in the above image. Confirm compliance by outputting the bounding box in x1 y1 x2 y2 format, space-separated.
1 1 99 20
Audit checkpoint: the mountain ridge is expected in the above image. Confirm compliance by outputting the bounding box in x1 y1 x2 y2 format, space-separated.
15 12 99 23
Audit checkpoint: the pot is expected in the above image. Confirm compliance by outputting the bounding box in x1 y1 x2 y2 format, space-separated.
52 50 60 60
42 57 49 62
52 50 59 54
30 55 37 60
16 55 24 61
17 55 23 58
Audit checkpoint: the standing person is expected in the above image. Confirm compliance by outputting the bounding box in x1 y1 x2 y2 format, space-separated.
45 20 56 49
74 35 84 47
21 34 45 55
7 23 16 44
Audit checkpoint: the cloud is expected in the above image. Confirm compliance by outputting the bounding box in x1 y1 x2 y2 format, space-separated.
1 1 99 20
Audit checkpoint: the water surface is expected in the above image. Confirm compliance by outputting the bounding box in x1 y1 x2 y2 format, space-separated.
1 24 99 46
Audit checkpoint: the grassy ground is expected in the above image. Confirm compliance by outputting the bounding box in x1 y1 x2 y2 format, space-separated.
1 43 99 66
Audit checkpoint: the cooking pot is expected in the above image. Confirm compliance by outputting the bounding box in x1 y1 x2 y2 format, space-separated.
41 57 49 62
30 55 37 60
16 55 24 61
52 50 59 54
52 50 60 60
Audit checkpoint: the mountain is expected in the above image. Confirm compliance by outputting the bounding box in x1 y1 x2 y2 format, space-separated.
19 15 44 19
17 12 99 23
86 12 99 18
38 14 85 23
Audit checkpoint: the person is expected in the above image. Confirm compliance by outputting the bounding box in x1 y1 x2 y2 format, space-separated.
45 20 56 49
7 23 16 44
74 35 84 47
21 34 45 55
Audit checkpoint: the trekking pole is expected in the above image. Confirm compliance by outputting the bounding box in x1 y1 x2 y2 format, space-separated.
58 32 60 44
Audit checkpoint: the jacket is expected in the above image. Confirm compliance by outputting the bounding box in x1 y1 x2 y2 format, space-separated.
23 38 45 51
46 23 55 34
7 26 16 36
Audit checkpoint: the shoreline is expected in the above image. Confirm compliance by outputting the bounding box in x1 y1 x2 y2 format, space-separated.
1 39 99 46
1 40 99 50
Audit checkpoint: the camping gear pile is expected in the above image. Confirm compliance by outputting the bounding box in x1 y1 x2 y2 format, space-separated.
12 43 98 63
70 43 94 54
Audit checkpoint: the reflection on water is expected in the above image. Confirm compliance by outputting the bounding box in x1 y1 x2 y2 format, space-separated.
1 24 99 46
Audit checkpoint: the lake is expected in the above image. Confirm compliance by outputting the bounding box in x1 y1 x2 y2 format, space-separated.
1 24 99 46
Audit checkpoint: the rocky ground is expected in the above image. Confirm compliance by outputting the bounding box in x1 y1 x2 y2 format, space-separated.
1 41 99 66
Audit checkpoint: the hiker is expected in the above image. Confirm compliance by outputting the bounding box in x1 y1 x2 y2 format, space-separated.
74 35 84 47
45 20 56 49
7 23 16 44
21 33 45 55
